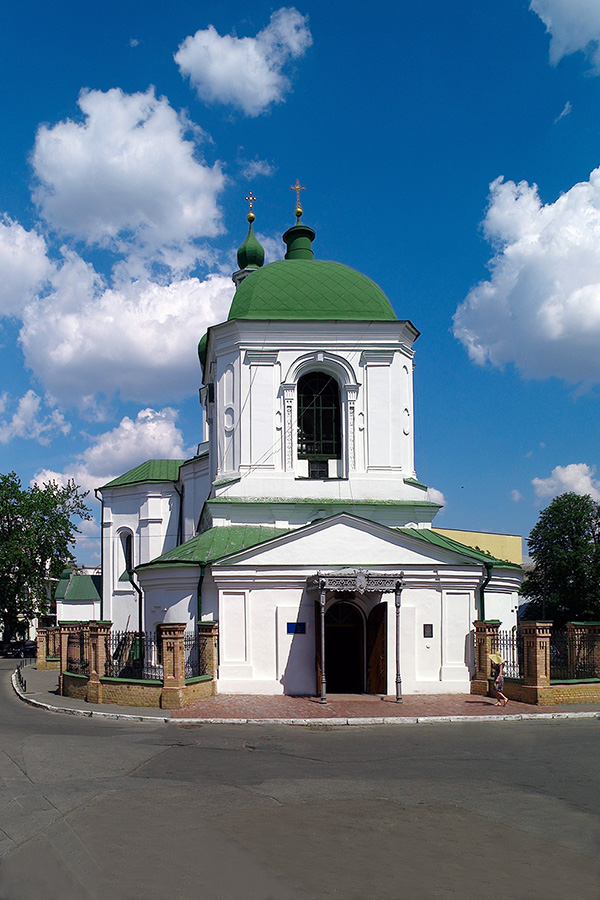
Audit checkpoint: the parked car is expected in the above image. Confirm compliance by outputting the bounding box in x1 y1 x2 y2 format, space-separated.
4 640 37 658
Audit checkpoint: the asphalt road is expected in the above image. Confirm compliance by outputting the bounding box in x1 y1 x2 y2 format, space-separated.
0 659 598 900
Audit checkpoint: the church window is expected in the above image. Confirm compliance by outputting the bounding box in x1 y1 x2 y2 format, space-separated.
297 372 341 478
122 532 133 572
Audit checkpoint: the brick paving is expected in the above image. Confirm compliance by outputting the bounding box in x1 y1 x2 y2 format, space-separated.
14 667 600 721
171 692 600 720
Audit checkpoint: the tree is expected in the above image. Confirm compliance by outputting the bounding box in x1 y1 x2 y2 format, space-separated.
521 492 600 625
0 472 91 645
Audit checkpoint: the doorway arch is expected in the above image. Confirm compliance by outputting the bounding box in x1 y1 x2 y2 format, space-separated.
324 600 364 693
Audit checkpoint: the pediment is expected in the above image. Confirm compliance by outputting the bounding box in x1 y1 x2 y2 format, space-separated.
215 514 481 568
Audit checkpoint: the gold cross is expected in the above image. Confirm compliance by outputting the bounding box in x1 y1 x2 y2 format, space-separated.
290 179 305 216
245 191 257 211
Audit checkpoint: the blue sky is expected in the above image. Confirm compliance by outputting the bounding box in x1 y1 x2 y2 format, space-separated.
1 0 600 564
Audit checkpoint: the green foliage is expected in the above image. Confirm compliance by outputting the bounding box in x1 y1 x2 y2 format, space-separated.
0 471 91 643
521 492 600 625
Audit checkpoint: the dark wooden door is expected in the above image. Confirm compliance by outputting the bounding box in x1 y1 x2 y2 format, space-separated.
367 603 387 694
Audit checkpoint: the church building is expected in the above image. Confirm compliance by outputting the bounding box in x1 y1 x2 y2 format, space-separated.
97 193 522 697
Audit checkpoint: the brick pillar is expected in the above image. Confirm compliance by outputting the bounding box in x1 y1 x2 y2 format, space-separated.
36 629 48 670
471 620 500 695
159 623 186 709
197 622 219 680
86 621 112 704
521 621 552 687
59 622 84 694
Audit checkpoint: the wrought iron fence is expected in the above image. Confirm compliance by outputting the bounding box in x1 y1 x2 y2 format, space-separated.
494 629 524 679
66 631 90 675
104 630 163 680
184 630 208 679
551 630 600 680
46 628 60 658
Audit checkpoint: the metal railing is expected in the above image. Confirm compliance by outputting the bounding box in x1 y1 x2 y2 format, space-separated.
184 630 209 679
66 631 90 675
46 628 61 658
551 630 600 680
495 629 524 679
104 631 163 680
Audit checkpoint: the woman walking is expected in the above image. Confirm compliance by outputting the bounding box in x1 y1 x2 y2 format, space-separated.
489 652 509 706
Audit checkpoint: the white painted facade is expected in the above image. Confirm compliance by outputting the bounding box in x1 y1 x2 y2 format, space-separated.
98 221 522 696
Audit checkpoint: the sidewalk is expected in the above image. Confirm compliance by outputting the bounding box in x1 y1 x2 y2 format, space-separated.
11 664 600 725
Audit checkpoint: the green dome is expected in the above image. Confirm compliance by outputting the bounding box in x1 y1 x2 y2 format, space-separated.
228 259 397 322
237 220 264 270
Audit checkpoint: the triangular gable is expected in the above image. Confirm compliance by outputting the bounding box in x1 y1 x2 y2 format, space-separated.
213 514 490 568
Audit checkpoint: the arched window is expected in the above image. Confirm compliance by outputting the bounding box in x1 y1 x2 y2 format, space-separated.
297 372 341 478
122 531 133 572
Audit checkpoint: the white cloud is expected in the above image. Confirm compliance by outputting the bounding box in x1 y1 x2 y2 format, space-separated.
532 463 600 502
32 87 225 262
238 156 277 180
454 169 600 384
0 217 52 317
19 256 234 407
530 0 600 70
33 407 189 495
175 8 312 116
511 490 523 502
427 486 446 507
554 100 572 123
0 390 70 445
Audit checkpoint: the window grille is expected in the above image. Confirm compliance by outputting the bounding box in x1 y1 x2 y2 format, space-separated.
297 371 341 462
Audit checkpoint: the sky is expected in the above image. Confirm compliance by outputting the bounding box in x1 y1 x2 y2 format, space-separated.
1 0 600 565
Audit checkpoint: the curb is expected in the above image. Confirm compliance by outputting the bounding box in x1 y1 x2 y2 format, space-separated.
11 673 600 726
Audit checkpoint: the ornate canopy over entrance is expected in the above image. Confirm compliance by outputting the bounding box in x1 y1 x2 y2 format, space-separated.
306 570 404 594
307 570 404 704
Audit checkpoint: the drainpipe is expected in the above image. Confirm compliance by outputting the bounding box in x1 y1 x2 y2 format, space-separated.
479 563 493 621
94 488 104 620
127 569 144 666
196 565 206 625
174 481 184 546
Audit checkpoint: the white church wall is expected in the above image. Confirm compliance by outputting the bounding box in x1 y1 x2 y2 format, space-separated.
387 584 476 694
204 319 423 506
138 568 198 634
180 451 210 541
57 600 100 622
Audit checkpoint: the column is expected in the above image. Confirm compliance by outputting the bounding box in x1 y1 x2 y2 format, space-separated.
319 585 327 704
395 582 403 702
159 623 186 709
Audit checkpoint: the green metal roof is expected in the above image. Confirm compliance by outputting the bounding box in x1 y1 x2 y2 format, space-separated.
101 459 185 490
55 569 102 603
137 525 291 570
399 528 521 569
228 259 397 322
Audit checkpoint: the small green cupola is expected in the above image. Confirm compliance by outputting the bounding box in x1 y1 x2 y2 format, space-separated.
233 192 265 287
283 179 315 260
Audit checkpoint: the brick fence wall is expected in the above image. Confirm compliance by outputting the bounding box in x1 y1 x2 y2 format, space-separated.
59 621 218 709
471 619 600 705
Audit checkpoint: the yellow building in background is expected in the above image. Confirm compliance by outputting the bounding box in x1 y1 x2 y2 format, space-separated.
432 529 522 566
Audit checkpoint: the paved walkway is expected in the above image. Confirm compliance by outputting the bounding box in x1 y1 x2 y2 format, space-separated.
10 663 600 724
